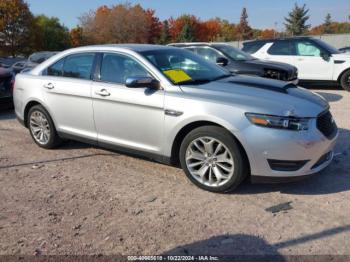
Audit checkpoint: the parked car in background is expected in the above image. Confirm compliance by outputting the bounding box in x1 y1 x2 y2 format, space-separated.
11 51 57 74
169 43 298 83
339 46 350 53
14 44 338 192
242 37 350 91
11 60 27 74
0 62 10 69
0 68 14 109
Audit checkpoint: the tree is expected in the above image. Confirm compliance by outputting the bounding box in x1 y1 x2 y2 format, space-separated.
260 29 276 39
168 15 200 42
323 13 333 34
0 0 34 56
198 19 221 42
158 20 171 44
35 15 70 51
237 7 253 40
70 26 84 47
79 3 153 44
284 3 311 36
216 19 237 41
145 9 162 44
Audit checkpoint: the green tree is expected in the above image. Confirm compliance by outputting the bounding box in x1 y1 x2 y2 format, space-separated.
237 7 253 40
35 15 70 51
284 3 311 36
323 13 333 34
177 22 195 42
158 20 171 44
0 0 34 56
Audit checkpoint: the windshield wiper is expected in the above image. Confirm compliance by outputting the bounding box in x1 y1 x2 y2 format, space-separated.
176 78 213 85
211 74 233 81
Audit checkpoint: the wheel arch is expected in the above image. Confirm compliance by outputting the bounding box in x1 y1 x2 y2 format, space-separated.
23 99 54 128
337 68 350 83
170 120 251 173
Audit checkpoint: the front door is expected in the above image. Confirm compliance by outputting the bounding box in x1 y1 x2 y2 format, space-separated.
91 52 164 154
294 40 333 80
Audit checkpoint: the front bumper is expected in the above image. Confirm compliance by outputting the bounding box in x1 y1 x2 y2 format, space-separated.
237 118 338 180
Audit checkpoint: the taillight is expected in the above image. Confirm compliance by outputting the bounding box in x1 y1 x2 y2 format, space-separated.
10 79 15 93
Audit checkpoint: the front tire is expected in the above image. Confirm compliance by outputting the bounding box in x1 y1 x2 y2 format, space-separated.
27 105 62 149
340 70 350 92
179 126 248 193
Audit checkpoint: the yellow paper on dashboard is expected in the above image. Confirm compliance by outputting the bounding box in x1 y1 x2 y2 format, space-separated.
163 69 192 83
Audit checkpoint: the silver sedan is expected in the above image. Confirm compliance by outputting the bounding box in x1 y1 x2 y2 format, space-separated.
13 45 338 192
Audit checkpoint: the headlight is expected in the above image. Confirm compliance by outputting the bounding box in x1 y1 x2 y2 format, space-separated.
245 113 310 131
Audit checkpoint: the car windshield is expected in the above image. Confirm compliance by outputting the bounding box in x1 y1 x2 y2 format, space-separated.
214 45 255 61
313 39 340 54
139 48 231 85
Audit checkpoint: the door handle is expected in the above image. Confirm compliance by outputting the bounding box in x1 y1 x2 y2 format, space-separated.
95 89 110 97
43 83 54 89
297 58 304 61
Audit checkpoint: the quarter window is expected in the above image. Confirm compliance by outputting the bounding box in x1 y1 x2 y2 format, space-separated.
296 41 321 56
62 54 95 79
268 41 295 56
47 59 64 76
100 53 151 84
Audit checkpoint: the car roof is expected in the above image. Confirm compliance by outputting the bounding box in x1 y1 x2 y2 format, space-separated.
169 42 232 48
244 36 315 44
76 44 176 52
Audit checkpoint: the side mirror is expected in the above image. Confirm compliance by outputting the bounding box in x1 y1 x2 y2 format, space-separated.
216 57 229 66
321 52 331 61
125 76 160 89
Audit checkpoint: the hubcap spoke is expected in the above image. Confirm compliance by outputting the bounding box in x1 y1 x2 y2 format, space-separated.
29 111 50 145
185 136 235 188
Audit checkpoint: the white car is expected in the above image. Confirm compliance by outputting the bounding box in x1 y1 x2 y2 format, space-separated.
242 37 350 91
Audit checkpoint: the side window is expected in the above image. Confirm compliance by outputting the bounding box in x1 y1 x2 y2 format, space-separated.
100 53 151 84
47 59 64 76
62 53 95 80
296 41 321 57
268 41 295 56
194 47 222 62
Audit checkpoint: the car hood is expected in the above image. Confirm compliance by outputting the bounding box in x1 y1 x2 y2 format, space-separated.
244 59 297 72
179 75 328 118
332 53 350 60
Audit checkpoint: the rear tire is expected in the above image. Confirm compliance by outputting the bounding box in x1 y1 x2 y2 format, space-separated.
340 70 350 91
27 105 62 149
179 126 248 193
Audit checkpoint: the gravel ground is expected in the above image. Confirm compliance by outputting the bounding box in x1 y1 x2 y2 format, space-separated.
0 88 349 257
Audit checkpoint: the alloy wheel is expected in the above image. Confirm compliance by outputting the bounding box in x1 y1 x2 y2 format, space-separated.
29 111 51 145
185 137 235 187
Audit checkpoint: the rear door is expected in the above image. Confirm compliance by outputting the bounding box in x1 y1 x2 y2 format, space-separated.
42 53 97 140
265 40 297 66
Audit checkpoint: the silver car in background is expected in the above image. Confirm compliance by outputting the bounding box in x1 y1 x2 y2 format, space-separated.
13 45 338 192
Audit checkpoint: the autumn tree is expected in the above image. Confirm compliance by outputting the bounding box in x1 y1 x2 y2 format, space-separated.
237 7 253 40
216 19 237 41
198 19 221 42
80 3 157 44
0 0 34 56
158 20 171 44
34 15 70 51
260 29 276 39
168 15 201 42
323 13 333 34
145 9 162 44
70 26 84 47
284 3 310 36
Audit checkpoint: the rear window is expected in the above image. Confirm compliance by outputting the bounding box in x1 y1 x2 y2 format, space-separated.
242 41 265 54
